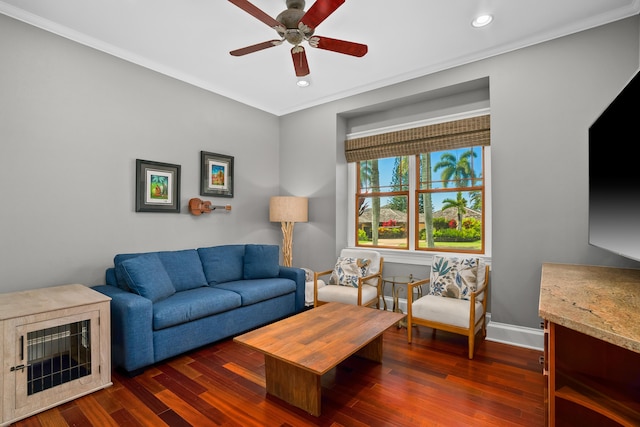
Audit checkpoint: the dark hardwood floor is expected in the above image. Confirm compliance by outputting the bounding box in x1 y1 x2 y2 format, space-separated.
14 325 546 426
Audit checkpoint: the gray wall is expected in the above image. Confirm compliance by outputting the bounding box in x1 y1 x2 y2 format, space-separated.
0 14 281 292
1 12 639 330
280 15 640 329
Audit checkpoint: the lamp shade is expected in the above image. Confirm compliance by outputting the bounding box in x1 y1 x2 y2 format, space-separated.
269 196 308 223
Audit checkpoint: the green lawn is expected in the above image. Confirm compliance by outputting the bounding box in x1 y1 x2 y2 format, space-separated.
358 240 481 250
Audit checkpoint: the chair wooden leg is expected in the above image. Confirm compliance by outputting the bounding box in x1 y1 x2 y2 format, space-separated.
468 332 475 359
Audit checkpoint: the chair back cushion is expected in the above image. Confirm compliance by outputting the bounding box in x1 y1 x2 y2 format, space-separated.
429 256 479 300
330 257 370 287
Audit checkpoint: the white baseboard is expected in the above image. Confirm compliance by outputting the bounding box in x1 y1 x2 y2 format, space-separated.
384 296 544 352
485 314 544 351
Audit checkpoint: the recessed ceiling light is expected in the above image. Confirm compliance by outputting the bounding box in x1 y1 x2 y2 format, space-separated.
472 14 493 28
297 77 310 87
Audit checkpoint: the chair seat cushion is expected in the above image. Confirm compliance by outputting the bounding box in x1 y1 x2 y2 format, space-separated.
317 284 378 305
412 295 484 329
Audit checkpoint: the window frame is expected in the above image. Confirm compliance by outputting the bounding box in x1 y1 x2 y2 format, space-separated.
415 147 486 255
346 111 492 266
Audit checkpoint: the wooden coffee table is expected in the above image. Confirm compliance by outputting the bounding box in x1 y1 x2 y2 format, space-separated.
234 302 405 416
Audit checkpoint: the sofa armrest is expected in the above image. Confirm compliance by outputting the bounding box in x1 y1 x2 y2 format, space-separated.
278 266 305 312
93 285 155 374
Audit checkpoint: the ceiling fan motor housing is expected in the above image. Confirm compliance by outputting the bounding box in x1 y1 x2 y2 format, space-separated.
285 0 305 10
277 0 313 45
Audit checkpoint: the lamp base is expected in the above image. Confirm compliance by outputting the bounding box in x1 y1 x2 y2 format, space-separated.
280 221 295 267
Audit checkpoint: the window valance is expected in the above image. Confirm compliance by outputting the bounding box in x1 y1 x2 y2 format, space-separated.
344 114 490 163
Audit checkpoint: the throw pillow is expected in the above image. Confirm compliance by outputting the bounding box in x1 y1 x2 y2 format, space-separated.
244 244 280 279
301 267 314 282
329 257 370 288
429 256 479 300
120 254 176 302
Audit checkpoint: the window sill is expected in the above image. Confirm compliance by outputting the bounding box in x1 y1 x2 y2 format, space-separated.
347 247 492 267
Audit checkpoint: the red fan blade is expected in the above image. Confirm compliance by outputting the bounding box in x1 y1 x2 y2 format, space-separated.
291 46 310 77
228 0 283 29
230 40 282 56
300 0 345 30
308 36 367 57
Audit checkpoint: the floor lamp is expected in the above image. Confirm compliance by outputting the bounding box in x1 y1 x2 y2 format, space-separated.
269 196 308 267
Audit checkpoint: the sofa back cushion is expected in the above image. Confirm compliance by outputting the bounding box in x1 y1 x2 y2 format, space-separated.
198 245 246 285
244 244 279 279
120 254 176 302
114 249 208 292
156 249 208 292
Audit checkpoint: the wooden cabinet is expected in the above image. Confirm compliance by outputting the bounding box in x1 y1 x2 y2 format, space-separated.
539 263 640 426
0 284 111 426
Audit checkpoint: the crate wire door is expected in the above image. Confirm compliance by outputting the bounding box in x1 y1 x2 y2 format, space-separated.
13 311 102 416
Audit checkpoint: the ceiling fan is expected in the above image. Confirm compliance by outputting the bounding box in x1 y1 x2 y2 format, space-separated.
228 0 368 78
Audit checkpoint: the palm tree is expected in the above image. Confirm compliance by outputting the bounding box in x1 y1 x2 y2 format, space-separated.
420 153 434 247
433 148 477 187
441 192 468 231
433 148 478 230
360 160 380 245
469 190 482 210
388 156 409 211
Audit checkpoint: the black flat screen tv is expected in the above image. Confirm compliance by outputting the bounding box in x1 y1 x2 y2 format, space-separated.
589 69 640 262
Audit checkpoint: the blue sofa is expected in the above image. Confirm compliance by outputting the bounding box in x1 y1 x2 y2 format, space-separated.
93 244 305 374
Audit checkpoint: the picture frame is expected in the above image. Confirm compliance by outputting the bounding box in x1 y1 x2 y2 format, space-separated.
135 159 181 213
200 151 234 198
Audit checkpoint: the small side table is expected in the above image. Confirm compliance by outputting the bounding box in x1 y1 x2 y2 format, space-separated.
382 275 423 328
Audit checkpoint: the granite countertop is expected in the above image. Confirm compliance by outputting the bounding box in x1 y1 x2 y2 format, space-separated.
539 262 640 354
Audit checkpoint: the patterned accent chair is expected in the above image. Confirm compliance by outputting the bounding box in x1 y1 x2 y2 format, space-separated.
406 256 489 359
313 249 383 308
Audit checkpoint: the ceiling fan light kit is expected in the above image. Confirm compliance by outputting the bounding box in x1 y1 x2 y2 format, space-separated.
229 0 367 81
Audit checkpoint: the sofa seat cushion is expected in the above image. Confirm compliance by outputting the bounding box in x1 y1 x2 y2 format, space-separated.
152 287 241 330
214 278 296 306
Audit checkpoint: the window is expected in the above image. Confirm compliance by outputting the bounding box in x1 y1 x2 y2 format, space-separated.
417 146 484 253
347 112 490 258
357 156 410 249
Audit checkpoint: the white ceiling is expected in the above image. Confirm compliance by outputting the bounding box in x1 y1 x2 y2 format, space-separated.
1 0 639 116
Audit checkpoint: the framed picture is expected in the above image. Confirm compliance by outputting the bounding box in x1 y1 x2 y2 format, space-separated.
200 151 234 198
135 159 181 213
